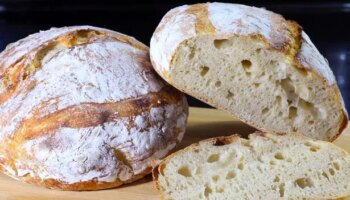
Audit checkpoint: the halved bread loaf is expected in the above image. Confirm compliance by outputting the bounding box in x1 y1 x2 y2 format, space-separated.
150 3 348 141
154 132 350 200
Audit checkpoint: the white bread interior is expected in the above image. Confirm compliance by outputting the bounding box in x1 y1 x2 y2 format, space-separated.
150 3 348 141
170 35 344 141
155 133 350 200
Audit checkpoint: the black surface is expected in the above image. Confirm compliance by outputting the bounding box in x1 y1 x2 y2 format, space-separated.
0 0 349 111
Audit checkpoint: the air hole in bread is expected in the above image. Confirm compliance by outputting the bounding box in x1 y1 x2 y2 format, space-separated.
204 185 212 197
215 81 221 88
322 171 330 180
280 77 297 103
288 106 298 120
276 96 282 104
279 183 285 197
200 66 209 77
274 152 284 160
304 141 315 147
241 60 252 69
207 154 220 163
238 162 244 170
226 90 234 99
245 72 251 77
262 107 269 115
308 120 314 125
253 83 260 88
216 186 224 193
329 168 335 176
310 146 320 152
299 99 317 117
274 176 280 182
188 47 195 59
295 177 314 189
270 160 276 165
304 141 321 152
212 175 219 182
213 39 231 49
226 171 235 179
333 162 340 170
177 166 192 177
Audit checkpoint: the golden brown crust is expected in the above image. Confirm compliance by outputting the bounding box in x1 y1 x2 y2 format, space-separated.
0 164 150 191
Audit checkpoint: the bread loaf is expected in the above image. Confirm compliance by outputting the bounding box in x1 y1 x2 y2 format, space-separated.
150 3 348 141
0 26 188 190
154 132 350 200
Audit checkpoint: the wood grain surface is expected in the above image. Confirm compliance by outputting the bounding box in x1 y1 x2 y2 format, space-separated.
1 107 349 200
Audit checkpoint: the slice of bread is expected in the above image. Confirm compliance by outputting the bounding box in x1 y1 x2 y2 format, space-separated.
154 132 350 200
150 2 348 141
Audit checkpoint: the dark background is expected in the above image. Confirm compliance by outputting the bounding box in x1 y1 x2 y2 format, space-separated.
0 0 349 111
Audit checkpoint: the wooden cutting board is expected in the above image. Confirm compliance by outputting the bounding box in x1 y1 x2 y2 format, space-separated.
1 107 349 200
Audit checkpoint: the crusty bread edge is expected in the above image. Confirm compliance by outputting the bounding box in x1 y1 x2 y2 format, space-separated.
152 132 350 200
150 3 348 141
0 164 151 191
0 26 189 191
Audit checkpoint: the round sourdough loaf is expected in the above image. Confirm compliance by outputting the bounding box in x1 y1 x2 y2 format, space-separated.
0 26 188 190
150 3 348 141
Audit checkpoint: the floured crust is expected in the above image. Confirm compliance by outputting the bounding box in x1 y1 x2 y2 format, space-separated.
150 3 348 140
0 26 189 190
153 132 350 200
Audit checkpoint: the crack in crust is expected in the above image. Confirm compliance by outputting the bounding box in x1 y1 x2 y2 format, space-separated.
185 4 216 34
10 86 182 143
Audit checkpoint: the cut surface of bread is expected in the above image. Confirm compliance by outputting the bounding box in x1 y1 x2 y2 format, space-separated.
150 3 348 141
154 133 350 200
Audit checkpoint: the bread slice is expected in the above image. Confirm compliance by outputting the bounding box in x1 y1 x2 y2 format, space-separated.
150 2 348 141
153 132 350 200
